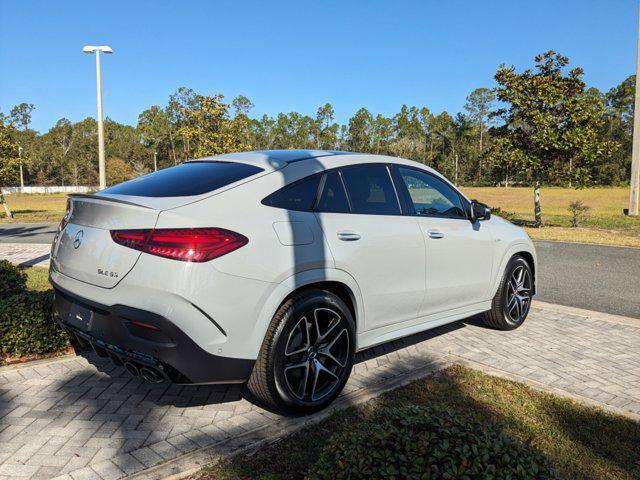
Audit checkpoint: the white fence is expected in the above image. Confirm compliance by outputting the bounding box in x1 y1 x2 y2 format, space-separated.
1 186 98 194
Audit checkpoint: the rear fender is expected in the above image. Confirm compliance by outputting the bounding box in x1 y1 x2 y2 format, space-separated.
250 268 365 356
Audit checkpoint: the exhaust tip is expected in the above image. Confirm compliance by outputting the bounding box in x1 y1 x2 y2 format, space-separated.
140 367 165 383
124 362 140 377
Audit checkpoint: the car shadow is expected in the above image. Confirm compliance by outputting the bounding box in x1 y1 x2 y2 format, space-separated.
0 224 57 240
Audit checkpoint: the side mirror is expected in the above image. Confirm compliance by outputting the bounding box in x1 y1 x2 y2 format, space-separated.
471 200 491 221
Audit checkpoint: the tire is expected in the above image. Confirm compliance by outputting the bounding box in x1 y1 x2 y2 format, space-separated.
483 255 533 330
247 289 355 414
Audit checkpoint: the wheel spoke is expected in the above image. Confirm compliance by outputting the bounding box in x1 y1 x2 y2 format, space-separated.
284 361 310 399
285 317 310 357
319 328 348 368
507 293 517 308
310 360 320 401
313 308 341 343
297 362 310 398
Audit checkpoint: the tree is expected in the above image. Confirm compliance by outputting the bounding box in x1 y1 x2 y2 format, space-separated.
178 94 251 157
106 157 133 186
601 76 634 184
464 88 495 152
138 106 172 168
0 121 20 218
8 103 34 131
492 51 617 226
231 95 255 149
348 108 374 152
315 103 339 149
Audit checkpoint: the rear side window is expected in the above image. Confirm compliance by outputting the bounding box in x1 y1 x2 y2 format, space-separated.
317 171 350 213
263 174 321 211
340 165 400 215
101 161 263 197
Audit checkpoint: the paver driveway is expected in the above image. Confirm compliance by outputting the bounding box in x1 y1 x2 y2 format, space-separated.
0 302 638 480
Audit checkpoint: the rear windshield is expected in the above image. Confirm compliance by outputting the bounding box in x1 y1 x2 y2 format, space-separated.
101 161 263 197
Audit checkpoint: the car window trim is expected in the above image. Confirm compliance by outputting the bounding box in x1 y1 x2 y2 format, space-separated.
392 165 470 221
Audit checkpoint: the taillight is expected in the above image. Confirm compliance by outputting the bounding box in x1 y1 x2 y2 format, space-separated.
110 228 248 262
58 198 72 232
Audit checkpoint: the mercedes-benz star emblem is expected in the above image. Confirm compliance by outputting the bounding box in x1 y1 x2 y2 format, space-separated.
73 230 84 249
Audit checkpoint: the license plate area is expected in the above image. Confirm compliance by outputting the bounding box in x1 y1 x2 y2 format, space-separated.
67 303 94 331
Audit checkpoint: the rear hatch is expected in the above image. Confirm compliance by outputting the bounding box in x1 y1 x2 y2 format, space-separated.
51 196 160 288
51 159 268 288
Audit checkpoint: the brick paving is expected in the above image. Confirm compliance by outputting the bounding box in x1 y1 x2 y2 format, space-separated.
0 303 638 479
0 243 50 268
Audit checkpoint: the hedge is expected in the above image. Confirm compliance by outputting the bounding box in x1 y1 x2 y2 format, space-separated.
0 262 70 358
307 404 560 480
1 259 27 299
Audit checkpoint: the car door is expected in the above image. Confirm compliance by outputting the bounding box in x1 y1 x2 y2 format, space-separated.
315 164 426 331
393 165 494 316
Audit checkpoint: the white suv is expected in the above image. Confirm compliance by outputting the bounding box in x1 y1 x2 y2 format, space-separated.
50 150 536 413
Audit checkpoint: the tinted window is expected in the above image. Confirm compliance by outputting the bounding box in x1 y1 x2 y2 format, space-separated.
341 165 400 215
101 161 263 198
263 174 321 211
398 167 466 218
316 171 350 213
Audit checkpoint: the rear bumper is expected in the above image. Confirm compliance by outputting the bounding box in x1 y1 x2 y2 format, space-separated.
53 286 255 384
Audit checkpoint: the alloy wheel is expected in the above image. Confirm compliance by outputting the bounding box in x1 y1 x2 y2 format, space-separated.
505 265 531 323
282 307 350 402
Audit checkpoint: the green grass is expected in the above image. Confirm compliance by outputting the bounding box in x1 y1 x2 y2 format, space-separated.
192 366 640 480
1 193 67 223
462 186 640 238
24 266 52 291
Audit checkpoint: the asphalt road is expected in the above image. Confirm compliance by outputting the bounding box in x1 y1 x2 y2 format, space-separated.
1 223 639 318
0 222 58 244
535 240 640 318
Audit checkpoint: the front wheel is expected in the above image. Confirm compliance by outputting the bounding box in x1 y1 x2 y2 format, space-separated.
247 289 355 414
483 256 533 330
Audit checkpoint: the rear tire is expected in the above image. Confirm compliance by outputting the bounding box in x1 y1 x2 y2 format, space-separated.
247 289 355 414
483 255 533 330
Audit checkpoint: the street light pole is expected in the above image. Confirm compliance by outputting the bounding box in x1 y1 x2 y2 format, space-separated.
18 146 24 193
629 6 640 215
154 152 157 172
83 45 113 190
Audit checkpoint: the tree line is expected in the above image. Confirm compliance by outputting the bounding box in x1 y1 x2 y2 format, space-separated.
0 50 635 221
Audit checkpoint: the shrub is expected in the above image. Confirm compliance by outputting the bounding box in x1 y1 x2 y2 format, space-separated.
568 200 591 227
0 260 27 299
0 290 69 357
306 405 560 480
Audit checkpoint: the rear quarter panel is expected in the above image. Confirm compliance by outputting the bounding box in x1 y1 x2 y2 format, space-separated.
154 163 334 284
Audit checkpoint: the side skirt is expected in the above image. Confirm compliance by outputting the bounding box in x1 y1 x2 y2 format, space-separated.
356 300 491 352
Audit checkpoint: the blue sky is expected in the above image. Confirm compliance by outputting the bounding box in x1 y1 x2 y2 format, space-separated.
0 0 637 133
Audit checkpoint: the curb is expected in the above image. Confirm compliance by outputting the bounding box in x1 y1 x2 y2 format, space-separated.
532 300 639 327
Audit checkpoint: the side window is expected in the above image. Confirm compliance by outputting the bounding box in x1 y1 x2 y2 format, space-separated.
397 167 466 219
263 174 321 211
316 171 350 213
340 165 401 215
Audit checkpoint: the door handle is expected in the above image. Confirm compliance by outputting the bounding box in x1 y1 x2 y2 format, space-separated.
337 231 361 241
427 229 444 239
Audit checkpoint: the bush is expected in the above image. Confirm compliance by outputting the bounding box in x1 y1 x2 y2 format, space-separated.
0 260 27 299
568 200 591 227
0 261 69 359
306 405 560 480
